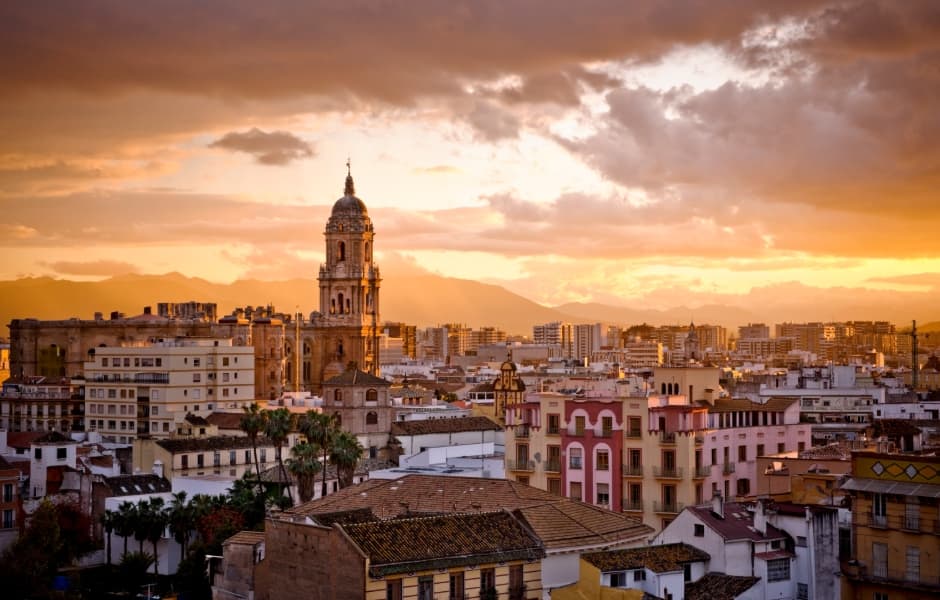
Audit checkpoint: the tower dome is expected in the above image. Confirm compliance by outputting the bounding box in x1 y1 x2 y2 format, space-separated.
331 165 368 217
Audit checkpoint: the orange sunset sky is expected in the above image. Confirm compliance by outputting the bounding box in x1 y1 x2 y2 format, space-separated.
1 2 939 312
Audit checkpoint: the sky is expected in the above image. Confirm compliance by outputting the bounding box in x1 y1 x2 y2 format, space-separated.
1 1 939 310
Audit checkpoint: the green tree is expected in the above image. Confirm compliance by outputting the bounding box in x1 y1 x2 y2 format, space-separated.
286 441 322 503
264 407 294 496
168 491 194 557
119 551 154 597
0 499 61 598
330 430 364 489
100 509 115 566
240 402 268 492
299 410 339 498
144 497 168 575
114 500 137 558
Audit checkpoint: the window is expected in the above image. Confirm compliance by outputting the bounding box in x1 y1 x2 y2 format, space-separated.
796 536 807 547
366 411 378 425
181 455 189 469
448 571 464 600
872 542 887 578
260 449 267 463
193 373 201 383
56 447 66 460
197 454 205 467
417 576 433 600
509 563 524 599
777 442 785 453
710 448 717 465
230 450 237 465
575 415 585 435
797 583 808 600
633 570 646 581
334 389 343 404
872 493 887 526
366 388 378 403
609 572 626 587
193 358 200 367
2 510 13 529
872 594 887 600
738 446 747 461
385 579 402 600
548 478 561 496
596 450 609 471
757 444 765 457
628 483 642 509
694 524 705 537
736 478 750 496
767 558 790 582
601 415 613 436
480 568 496 596
102 358 108 367
596 483 609 506
3 484 13 502
569 447 582 469
547 413 560 434
222 356 230 367
570 481 582 501
905 500 920 530
34 448 42 459
906 546 920 582
627 416 642 438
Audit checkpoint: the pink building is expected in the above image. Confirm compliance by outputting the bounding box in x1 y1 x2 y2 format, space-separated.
562 398 624 511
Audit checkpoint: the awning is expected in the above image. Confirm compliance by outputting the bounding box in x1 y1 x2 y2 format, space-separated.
840 478 940 498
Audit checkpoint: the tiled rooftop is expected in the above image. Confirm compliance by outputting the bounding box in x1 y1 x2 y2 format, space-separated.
581 543 709 573
104 474 172 496
686 502 787 542
206 412 245 430
288 474 652 550
390 416 502 436
323 369 390 387
684 573 759 600
340 511 544 577
156 435 274 453
223 530 266 546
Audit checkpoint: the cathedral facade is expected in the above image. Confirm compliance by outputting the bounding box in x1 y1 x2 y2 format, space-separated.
9 169 382 402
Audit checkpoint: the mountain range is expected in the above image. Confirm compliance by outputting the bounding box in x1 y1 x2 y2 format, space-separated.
0 272 938 337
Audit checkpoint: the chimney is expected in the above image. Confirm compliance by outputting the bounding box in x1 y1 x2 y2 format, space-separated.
753 499 767 534
152 459 164 479
712 491 724 518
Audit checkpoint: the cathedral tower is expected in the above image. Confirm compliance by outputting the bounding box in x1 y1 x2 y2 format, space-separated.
316 165 382 382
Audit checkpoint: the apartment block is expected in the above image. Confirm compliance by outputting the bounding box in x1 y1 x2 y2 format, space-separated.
83 338 254 443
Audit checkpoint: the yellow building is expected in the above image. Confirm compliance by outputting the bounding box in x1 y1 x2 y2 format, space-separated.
841 451 940 599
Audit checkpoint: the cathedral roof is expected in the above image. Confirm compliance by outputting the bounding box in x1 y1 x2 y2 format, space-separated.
331 169 368 217
324 368 390 387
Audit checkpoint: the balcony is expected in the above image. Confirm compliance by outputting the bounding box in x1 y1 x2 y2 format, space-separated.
653 466 683 479
506 459 535 472
694 433 705 445
659 432 677 444
622 464 644 477
546 426 561 436
596 429 614 438
569 458 583 470
867 512 888 528
625 429 643 439
622 499 644 512
692 465 710 478
846 566 940 588
654 501 683 514
514 426 530 439
722 462 736 475
543 460 561 473
568 428 586 437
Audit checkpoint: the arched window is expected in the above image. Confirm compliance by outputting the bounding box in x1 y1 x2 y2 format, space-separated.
364 242 370 262
303 342 311 356
366 389 378 403
661 383 666 395
334 389 343 403
337 293 345 312
366 411 378 425
345 298 351 314
338 241 346 261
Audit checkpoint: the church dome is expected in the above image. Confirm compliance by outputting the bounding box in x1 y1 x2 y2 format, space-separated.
331 172 368 217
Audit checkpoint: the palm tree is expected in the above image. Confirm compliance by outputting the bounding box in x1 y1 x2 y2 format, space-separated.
144 497 168 575
286 442 322 503
299 411 338 498
100 509 115 566
329 430 364 489
114 501 137 559
133 500 150 554
240 402 268 492
168 491 193 558
264 408 294 495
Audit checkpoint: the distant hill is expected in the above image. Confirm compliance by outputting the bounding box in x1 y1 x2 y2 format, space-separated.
0 274 937 337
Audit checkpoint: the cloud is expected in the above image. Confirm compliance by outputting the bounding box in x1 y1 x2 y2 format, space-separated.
209 128 314 165
40 260 140 277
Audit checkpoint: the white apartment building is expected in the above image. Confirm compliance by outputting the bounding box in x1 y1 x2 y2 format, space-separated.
83 338 255 443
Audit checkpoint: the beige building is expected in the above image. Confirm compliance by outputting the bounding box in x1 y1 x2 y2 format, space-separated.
83 338 254 443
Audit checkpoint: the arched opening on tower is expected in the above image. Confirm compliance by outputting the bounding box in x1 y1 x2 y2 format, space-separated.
338 241 346 262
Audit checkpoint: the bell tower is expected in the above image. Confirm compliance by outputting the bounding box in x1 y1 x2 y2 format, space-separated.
316 162 382 382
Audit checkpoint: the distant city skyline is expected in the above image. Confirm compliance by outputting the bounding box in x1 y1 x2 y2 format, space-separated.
1 2 939 312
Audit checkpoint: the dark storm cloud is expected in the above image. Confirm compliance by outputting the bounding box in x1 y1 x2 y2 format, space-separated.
209 128 315 165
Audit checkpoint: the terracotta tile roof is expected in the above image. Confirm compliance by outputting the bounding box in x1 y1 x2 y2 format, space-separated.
324 369 390 387
685 573 759 600
710 397 796 413
223 530 266 546
340 511 544 577
206 412 245 430
582 543 709 573
185 413 210 426
5 432 45 449
288 475 652 551
754 549 794 560
390 416 502 436
156 435 274 453
686 502 788 542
